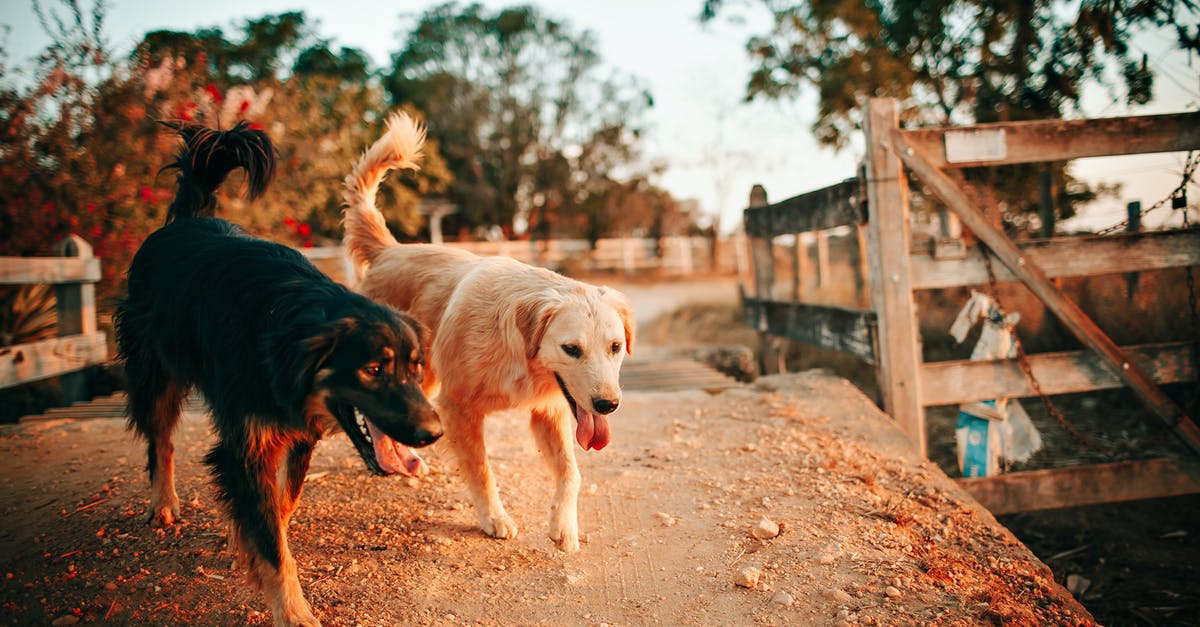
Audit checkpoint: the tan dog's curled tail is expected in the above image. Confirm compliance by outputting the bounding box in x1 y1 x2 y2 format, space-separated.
343 112 426 273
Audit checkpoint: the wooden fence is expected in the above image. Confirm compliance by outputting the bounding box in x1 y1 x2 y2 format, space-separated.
0 235 107 401
305 235 739 285
744 98 1200 513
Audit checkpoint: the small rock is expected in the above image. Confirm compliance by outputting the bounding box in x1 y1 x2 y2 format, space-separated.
771 591 794 606
751 516 780 539
1066 574 1091 597
103 582 118 591
51 616 79 626
823 588 854 604
734 566 762 589
655 512 678 527
885 585 902 598
817 545 840 564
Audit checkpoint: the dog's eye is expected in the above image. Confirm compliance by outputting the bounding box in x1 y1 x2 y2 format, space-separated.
610 341 622 355
561 344 582 358
361 363 383 378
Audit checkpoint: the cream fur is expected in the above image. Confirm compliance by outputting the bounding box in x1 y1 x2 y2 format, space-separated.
343 119 635 551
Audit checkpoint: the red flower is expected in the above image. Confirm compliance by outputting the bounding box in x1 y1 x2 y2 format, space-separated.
138 186 154 202
205 84 223 103
89 225 103 239
302 240 313 249
283 216 297 227
85 203 97 213
238 99 251 115
248 122 264 131
297 223 312 238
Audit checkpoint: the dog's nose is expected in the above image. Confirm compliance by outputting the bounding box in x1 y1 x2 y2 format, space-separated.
411 426 442 447
592 397 619 415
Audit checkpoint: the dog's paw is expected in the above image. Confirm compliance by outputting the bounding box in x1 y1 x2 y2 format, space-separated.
548 524 580 553
276 608 321 627
147 501 180 527
480 513 519 540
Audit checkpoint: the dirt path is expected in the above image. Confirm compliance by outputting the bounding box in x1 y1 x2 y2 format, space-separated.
0 372 1091 626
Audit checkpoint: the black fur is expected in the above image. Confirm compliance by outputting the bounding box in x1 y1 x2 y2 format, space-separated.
116 121 440 623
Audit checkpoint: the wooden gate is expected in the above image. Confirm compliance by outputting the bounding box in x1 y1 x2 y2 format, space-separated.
744 99 1200 512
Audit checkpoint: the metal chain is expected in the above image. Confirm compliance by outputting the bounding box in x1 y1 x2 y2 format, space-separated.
979 247 1114 456
1096 151 1198 235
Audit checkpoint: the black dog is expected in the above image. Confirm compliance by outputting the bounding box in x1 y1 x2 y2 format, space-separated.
116 121 441 626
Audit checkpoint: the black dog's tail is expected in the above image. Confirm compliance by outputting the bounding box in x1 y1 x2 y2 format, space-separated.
159 120 276 222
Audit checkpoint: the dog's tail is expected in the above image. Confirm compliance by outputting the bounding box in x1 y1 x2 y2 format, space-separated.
342 112 425 270
159 120 276 222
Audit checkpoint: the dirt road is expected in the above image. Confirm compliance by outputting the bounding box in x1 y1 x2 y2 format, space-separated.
0 371 1090 626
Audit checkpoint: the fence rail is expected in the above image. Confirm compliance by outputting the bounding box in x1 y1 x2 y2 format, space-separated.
0 235 106 398
742 99 1200 513
305 235 737 285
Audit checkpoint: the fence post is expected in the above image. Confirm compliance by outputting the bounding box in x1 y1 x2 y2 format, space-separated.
815 231 831 288
863 98 926 457
54 235 97 404
1038 168 1056 238
1126 200 1142 300
852 224 870 308
790 234 802 301
748 184 784 374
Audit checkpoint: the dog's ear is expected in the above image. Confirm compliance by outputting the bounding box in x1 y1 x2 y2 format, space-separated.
600 287 636 356
515 297 558 361
272 317 357 412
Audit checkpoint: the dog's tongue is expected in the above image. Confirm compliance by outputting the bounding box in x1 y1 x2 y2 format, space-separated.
364 419 425 476
573 405 611 451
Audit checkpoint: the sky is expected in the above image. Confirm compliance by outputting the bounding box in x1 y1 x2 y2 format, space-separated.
2 0 1197 233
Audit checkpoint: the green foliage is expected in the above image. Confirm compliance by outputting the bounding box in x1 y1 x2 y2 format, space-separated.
385 2 655 240
702 0 1194 230
1 0 689 329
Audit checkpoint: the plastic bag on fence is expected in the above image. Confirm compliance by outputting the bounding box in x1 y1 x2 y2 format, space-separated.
950 291 1043 477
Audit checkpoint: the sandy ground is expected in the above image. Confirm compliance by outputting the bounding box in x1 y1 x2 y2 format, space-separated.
0 371 1092 626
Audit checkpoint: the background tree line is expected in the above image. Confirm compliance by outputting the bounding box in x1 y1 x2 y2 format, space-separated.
701 0 1198 233
0 1 698 319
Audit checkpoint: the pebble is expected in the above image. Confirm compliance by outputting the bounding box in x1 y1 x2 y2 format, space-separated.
655 512 678 527
751 516 780 539
734 566 762 589
824 588 854 604
885 585 902 598
771 591 794 606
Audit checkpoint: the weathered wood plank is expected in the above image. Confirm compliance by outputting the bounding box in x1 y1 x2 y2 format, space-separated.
747 184 784 375
921 342 1196 406
889 118 1200 456
0 256 100 285
864 98 926 456
54 236 98 402
744 178 865 237
0 332 108 388
911 230 1200 289
742 297 876 364
903 111 1200 169
957 458 1200 515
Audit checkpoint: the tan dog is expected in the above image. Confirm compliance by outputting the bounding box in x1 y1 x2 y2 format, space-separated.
342 113 635 551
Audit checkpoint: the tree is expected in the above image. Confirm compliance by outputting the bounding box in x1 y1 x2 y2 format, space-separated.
700 0 1197 230
385 2 652 240
1 2 450 298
